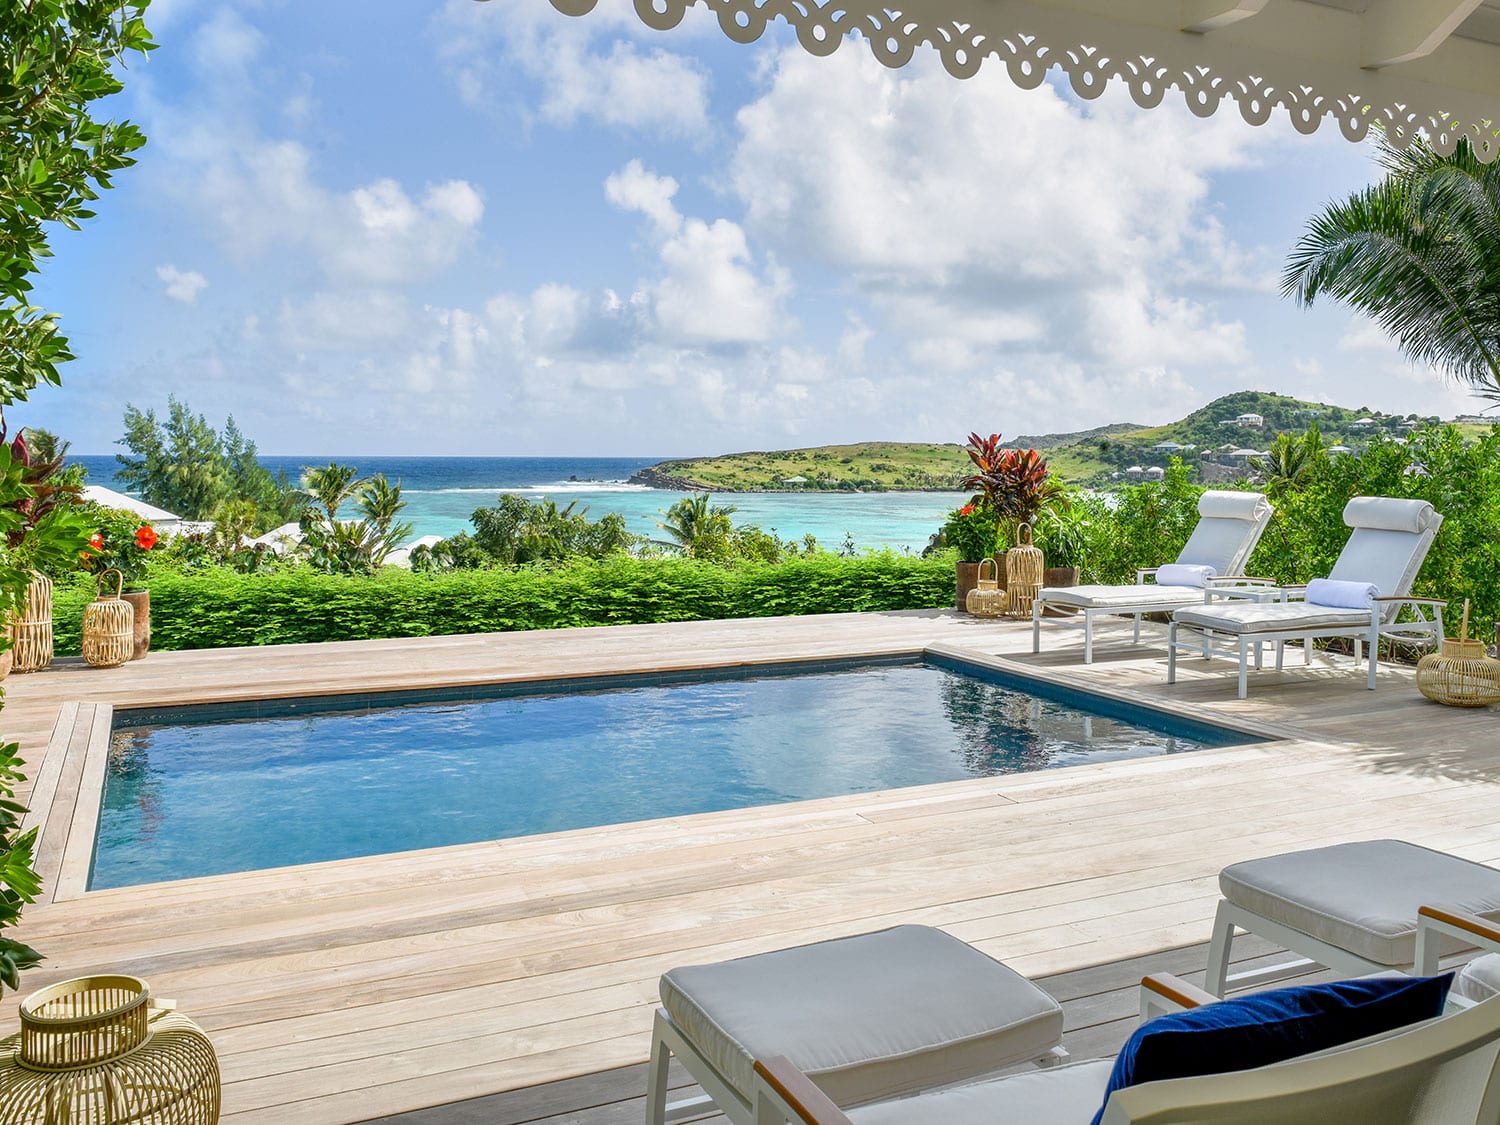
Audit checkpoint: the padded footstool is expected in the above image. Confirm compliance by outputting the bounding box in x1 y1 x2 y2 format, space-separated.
1205 839 1500 995
646 925 1066 1125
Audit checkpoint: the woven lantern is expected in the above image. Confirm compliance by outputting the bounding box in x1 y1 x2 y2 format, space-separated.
12 572 53 674
1004 523 1045 619
81 570 134 669
0 975 220 1124
1417 600 1500 708
965 557 1007 618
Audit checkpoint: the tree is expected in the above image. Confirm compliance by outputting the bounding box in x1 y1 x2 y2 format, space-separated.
298 463 366 524
116 399 229 518
660 493 736 558
1283 138 1500 400
298 465 411 574
1249 427 1325 499
0 0 156 997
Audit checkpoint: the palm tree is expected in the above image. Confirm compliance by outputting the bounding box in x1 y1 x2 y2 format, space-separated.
660 493 735 557
1249 429 1322 498
298 463 367 523
1283 138 1500 400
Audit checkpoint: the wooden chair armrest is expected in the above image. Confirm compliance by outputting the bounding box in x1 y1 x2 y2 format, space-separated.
1419 905 1500 949
1372 596 1447 606
753 1057 855 1125
1141 972 1215 1011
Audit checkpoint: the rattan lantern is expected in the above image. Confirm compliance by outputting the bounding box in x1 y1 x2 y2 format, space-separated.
0 975 221 1124
965 557 1006 617
1004 523 1045 619
12 572 53 673
81 570 134 669
1417 601 1500 708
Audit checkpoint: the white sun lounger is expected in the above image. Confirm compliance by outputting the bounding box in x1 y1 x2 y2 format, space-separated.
752 968 1500 1125
1032 490 1273 663
1167 496 1444 698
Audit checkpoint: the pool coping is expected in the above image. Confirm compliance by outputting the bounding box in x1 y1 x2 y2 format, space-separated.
37 643 1295 904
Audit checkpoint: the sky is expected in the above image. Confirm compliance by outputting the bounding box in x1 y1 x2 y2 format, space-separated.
28 0 1494 457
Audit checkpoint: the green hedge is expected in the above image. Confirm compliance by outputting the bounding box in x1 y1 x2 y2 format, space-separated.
50 554 955 655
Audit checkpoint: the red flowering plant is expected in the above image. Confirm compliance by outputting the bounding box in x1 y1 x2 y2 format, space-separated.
960 432 1060 541
929 499 1001 563
78 505 160 591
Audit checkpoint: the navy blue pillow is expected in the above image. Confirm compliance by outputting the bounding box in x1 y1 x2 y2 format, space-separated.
1089 974 1453 1125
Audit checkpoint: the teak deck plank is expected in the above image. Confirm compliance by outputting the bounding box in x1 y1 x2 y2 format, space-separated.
2 609 1497 1122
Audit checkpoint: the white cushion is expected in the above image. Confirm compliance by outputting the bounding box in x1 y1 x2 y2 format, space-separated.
1221 840 1500 966
659 925 1064 1108
1173 601 1372 634
1039 584 1204 610
1198 490 1273 522
1305 578 1378 609
1343 497 1438 534
846 1059 1115 1124
1456 954 1500 1003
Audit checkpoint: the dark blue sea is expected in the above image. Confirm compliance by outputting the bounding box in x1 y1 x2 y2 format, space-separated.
73 456 960 553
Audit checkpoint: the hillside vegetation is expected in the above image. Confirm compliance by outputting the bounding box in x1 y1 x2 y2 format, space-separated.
631 392 1469 491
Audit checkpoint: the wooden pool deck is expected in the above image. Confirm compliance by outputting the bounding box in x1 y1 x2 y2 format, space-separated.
5 609 1499 1122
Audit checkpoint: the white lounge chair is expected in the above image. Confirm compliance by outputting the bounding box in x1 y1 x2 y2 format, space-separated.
751 974 1500 1124
1032 490 1273 663
646 926 1066 1125
1203 840 1500 1001
1167 496 1445 698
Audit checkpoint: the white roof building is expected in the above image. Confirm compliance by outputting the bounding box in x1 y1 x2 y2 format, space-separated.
80 485 212 536
1352 417 1377 427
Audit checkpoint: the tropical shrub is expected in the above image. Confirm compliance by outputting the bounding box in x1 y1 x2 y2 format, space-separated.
960 433 1055 536
1076 459 1207 583
414 493 633 570
925 501 1002 563
78 504 159 590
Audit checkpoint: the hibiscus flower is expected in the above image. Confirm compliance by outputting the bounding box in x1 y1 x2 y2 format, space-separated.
134 525 158 550
89 533 104 551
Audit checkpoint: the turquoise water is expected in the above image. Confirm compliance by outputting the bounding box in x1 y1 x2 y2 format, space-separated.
74 455 961 553
92 660 1252 888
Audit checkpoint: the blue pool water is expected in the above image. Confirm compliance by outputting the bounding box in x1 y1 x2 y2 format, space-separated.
93 660 1254 888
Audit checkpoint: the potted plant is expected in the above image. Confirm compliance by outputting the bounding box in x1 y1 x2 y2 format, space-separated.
1033 505 1088 613
79 505 159 659
959 432 1063 590
929 501 1002 608
0 428 90 673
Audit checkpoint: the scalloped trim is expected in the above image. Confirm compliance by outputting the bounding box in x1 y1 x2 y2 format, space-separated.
546 0 1500 162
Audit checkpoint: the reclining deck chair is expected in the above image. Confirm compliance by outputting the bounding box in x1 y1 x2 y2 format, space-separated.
1167 496 1444 698
1032 490 1273 663
752 973 1500 1124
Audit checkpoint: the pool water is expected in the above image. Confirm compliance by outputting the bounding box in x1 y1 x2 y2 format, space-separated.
93 660 1253 888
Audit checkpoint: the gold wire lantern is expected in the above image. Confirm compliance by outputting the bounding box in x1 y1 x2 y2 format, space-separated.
1004 523 1045 619
965 557 1007 617
1417 600 1500 708
81 570 134 669
0 975 221 1124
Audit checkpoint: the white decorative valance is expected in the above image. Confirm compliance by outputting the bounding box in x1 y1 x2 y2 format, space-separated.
538 0 1500 161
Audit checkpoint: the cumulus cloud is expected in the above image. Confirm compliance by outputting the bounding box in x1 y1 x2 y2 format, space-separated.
605 159 790 345
156 264 209 303
437 0 711 138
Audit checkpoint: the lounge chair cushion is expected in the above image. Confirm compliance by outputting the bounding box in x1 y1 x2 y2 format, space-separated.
1343 497 1438 534
1039 584 1204 610
1089 973 1452 1125
1173 601 1372 634
1221 840 1500 966
659 925 1064 1107
846 1059 1114 1124
1456 954 1500 1003
1199 490 1273 522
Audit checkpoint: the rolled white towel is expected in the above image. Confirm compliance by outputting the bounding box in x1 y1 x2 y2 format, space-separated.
1155 563 1217 588
1306 577 1379 609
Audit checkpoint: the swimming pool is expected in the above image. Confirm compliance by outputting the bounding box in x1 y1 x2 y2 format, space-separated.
93 657 1256 888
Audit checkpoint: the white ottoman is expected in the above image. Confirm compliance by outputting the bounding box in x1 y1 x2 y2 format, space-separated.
647 925 1066 1124
1206 840 1500 995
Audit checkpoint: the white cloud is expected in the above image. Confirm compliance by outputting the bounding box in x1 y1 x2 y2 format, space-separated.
156 264 208 303
606 159 790 345
437 0 712 138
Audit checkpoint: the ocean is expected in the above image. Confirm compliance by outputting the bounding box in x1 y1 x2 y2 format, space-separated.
73 456 963 554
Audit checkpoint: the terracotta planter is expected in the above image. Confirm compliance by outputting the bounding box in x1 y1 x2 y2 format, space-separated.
1041 565 1081 616
955 562 980 609
122 590 151 660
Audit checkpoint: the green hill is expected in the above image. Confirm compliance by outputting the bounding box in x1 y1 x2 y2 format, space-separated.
630 393 1470 492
